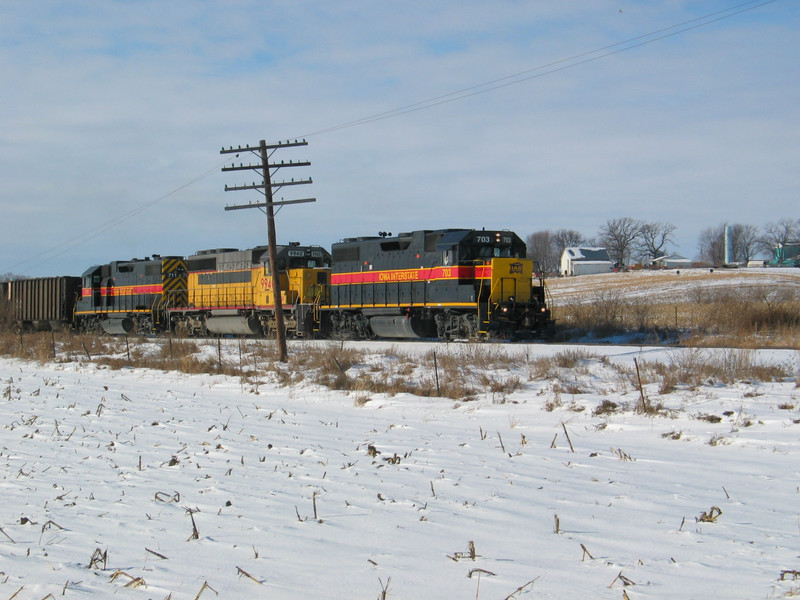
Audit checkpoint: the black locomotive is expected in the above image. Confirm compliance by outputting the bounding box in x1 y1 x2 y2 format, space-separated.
322 229 550 339
74 255 187 335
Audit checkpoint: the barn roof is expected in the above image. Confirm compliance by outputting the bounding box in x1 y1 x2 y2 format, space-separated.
563 247 611 262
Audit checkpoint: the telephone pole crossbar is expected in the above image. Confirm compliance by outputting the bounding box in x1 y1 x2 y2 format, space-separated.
223 179 313 192
224 198 316 210
220 138 314 363
220 139 309 154
222 161 311 172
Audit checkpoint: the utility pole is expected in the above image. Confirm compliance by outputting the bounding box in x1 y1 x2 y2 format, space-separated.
220 139 315 362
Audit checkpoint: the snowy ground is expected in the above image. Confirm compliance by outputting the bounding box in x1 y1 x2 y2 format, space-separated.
546 267 800 305
1 341 799 599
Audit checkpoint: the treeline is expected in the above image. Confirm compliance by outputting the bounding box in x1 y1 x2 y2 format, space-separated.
698 218 800 265
527 217 800 272
526 218 676 273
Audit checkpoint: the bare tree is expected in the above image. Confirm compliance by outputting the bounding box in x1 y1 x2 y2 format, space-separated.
525 230 559 274
0 272 28 281
697 223 757 265
636 221 676 263
698 225 725 265
759 218 800 256
730 224 760 263
552 229 585 254
598 218 643 266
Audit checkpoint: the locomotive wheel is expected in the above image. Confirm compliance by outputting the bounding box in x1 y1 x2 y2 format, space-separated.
461 314 479 339
135 316 155 336
78 316 102 334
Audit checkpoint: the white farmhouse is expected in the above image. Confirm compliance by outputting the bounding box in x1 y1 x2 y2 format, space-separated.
560 247 613 276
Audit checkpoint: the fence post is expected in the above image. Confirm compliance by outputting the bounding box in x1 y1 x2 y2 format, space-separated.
433 350 440 396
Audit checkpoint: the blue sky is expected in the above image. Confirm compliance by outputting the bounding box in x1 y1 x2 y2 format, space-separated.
1 1 797 276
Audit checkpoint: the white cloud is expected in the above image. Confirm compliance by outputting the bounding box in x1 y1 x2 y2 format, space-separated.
0 1 798 274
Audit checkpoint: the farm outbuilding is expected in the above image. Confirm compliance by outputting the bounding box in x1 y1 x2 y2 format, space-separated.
560 247 613 276
650 254 693 269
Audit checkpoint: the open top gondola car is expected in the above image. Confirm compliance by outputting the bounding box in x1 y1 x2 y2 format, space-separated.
171 243 331 337
4 276 82 332
322 228 552 340
75 255 187 335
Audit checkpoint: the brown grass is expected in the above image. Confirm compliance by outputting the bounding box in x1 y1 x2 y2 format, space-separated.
1 278 797 405
548 272 800 346
0 297 13 333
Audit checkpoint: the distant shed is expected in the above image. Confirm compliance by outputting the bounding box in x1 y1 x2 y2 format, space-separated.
560 247 613 276
651 254 693 269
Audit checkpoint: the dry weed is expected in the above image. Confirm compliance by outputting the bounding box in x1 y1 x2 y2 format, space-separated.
593 400 619 416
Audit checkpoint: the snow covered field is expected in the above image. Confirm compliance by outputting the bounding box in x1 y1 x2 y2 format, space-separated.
1 341 799 599
546 267 800 306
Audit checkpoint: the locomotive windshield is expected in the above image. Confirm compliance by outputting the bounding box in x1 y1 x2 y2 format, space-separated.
459 232 525 261
263 247 332 272
284 249 331 269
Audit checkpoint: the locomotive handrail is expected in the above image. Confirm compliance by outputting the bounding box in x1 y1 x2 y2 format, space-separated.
472 259 489 333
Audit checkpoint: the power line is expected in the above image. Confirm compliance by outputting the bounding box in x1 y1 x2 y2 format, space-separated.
5 0 780 275
298 0 779 137
4 160 226 274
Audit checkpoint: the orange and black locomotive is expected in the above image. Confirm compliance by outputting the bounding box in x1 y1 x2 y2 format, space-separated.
320 229 550 340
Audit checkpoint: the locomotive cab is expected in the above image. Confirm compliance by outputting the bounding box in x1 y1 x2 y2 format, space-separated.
433 230 548 338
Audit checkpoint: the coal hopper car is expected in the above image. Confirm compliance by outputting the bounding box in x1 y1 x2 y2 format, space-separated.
3 276 81 332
